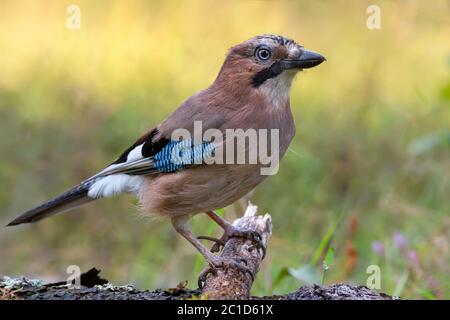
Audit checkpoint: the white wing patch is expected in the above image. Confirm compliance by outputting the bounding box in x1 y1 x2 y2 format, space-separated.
87 174 144 198
86 143 148 198
92 144 145 178
127 144 144 162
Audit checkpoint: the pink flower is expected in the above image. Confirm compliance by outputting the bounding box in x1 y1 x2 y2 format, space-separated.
372 241 384 256
393 232 406 250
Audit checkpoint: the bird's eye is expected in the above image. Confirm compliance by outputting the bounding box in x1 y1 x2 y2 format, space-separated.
255 47 271 61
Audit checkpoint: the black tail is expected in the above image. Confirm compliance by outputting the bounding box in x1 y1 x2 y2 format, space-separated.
6 182 95 226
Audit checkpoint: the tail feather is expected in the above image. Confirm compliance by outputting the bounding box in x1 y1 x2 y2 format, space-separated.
6 181 96 226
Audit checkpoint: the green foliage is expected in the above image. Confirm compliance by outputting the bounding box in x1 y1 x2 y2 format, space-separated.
322 247 335 285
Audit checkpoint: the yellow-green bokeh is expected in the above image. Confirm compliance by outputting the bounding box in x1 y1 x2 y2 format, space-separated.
0 0 449 298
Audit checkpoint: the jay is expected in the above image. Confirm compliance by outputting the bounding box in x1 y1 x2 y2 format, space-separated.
7 35 325 279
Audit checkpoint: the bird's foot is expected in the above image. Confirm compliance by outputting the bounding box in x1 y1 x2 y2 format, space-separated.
197 256 254 288
199 225 265 257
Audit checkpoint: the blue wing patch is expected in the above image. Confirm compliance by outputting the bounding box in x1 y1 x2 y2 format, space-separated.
153 140 215 173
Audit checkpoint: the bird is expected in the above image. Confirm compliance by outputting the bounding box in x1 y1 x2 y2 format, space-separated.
7 34 325 282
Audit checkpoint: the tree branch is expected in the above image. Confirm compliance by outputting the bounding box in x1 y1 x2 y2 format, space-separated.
200 203 271 299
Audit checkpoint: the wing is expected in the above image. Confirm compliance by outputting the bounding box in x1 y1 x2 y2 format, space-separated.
84 127 216 198
94 128 216 176
90 94 227 183
7 127 215 226
91 128 167 178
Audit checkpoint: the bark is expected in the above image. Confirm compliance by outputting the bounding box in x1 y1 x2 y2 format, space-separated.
200 203 272 299
0 270 393 300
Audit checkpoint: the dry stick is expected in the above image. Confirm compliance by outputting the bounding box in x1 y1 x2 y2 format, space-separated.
201 203 272 299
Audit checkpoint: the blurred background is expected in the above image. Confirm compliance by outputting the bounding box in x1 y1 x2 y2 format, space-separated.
0 0 449 299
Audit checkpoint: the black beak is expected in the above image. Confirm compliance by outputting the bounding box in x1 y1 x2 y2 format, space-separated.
282 49 325 70
252 48 325 87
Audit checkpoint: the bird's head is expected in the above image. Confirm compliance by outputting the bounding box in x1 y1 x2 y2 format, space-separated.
215 34 325 106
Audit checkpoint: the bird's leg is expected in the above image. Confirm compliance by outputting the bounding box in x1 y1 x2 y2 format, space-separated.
171 216 253 288
200 210 265 257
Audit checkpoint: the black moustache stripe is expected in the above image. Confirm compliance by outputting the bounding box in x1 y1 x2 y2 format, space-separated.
251 61 284 87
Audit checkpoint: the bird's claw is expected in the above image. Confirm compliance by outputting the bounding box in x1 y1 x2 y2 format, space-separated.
225 228 266 259
200 227 266 258
198 257 254 289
